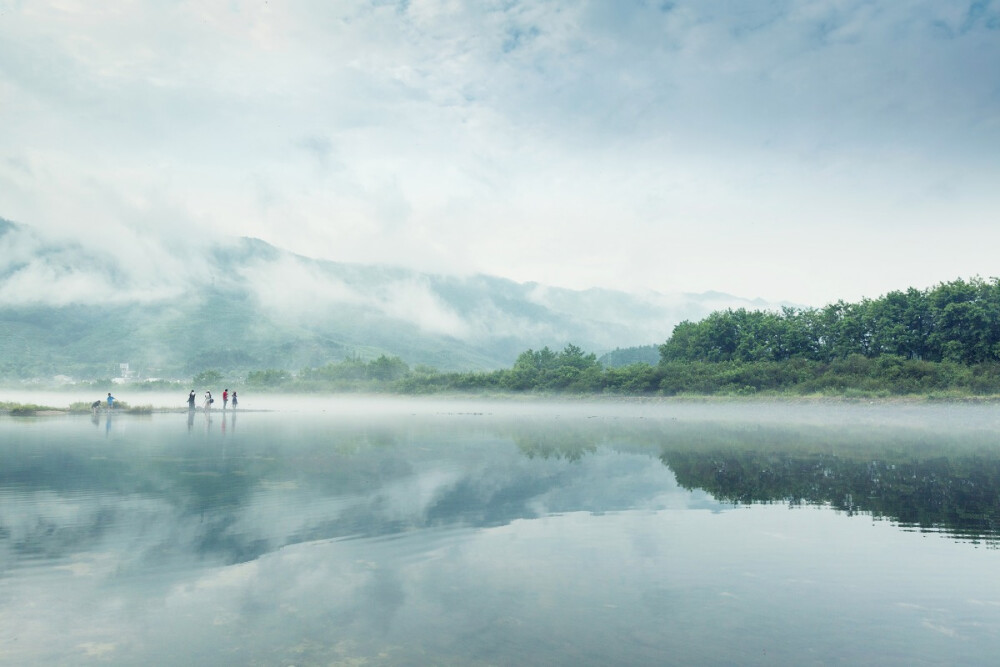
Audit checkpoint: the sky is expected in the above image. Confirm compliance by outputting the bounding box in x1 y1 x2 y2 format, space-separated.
1 0 998 307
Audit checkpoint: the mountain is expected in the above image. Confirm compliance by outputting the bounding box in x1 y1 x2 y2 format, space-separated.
0 218 786 381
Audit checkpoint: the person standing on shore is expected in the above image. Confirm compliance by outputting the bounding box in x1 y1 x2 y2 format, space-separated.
188 390 196 410
204 390 213 411
231 390 238 409
106 392 116 412
223 388 229 410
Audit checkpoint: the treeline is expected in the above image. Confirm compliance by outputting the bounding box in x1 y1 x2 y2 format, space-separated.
192 277 1000 397
661 277 1000 364
403 355 1000 396
218 348 1000 397
238 345 615 394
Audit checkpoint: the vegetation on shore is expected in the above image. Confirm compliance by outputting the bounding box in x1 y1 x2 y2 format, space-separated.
0 402 62 416
172 278 1000 398
9 277 1000 400
218 350 1000 398
218 277 1000 397
0 401 151 415
661 276 1000 365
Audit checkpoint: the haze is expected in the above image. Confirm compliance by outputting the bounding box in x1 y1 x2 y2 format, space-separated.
1 1 998 306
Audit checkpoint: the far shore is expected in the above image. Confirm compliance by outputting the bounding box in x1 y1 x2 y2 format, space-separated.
6 392 1000 417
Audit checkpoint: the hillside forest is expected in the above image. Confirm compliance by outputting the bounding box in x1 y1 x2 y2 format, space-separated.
88 277 1000 397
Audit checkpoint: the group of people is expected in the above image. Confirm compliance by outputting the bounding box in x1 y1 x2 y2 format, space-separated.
91 392 116 413
187 388 237 411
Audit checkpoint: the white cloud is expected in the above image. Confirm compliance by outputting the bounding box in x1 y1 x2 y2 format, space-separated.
0 222 193 305
236 253 473 337
1 1 998 306
375 277 473 338
238 254 365 314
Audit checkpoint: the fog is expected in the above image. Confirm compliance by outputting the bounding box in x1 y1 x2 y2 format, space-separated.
0 219 779 357
7 389 1000 433
3 3 999 306
4 397 1000 663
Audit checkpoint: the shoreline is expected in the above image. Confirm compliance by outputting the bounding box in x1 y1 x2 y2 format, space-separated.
5 392 1000 417
0 406 271 416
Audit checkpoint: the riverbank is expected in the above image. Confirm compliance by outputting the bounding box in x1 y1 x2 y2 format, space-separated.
5 391 1000 418
0 401 269 416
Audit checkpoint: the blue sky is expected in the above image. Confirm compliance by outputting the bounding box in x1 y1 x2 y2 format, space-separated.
1 0 998 306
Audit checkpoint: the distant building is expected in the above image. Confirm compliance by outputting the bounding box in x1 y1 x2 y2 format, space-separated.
113 363 139 384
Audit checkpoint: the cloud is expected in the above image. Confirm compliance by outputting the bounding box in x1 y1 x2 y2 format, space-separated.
294 134 338 170
238 253 365 313
374 277 472 338
1 1 999 305
0 222 191 305
236 253 472 338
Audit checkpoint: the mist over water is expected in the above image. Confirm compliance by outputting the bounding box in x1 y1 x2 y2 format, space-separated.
10 388 1000 426
2 398 1000 665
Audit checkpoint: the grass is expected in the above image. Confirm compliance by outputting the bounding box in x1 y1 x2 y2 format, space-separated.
1 400 154 416
0 402 61 416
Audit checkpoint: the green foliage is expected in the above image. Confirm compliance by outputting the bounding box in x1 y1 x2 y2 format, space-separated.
192 369 223 386
367 355 409 381
1 400 151 414
18 272 1000 399
495 345 601 391
295 355 410 390
1 402 59 415
649 355 1000 396
237 334 1000 397
599 345 661 367
659 277 1000 366
246 369 292 387
301 357 368 383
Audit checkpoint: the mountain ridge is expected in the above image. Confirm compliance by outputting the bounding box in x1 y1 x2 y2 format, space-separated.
0 217 788 380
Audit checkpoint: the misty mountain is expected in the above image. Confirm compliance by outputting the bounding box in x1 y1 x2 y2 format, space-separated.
0 217 782 380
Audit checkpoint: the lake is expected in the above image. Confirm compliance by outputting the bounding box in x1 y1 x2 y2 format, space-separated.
2 396 1000 665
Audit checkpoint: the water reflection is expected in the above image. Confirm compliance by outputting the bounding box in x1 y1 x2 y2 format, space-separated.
509 416 1000 545
3 410 1000 565
662 446 1000 543
2 404 1000 664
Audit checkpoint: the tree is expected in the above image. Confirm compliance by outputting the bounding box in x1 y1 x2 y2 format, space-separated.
367 355 409 381
193 369 223 386
246 369 291 386
558 344 598 370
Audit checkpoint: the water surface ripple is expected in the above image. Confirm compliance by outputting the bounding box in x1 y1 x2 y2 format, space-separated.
2 399 1000 665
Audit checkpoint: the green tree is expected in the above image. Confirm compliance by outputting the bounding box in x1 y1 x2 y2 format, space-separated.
193 369 223 386
367 355 409 381
246 369 292 386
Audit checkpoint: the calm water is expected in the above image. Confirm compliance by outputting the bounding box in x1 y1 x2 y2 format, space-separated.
2 398 1000 665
